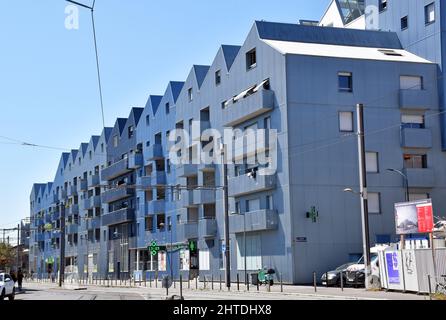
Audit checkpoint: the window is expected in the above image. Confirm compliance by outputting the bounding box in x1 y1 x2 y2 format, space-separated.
199 249 210 271
215 70 221 85
128 126 134 139
409 193 430 201
400 76 423 90
145 216 153 232
156 214 166 230
425 2 435 25
188 88 193 102
368 193 381 214
366 152 379 173
146 115 150 126
379 0 387 12
339 111 354 132
266 195 273 210
246 48 257 70
165 103 170 114
113 135 118 148
338 72 353 92
401 16 408 30
101 143 104 153
402 114 425 129
404 154 427 169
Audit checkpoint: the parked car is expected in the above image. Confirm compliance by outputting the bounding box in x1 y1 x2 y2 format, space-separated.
321 263 354 287
0 273 16 300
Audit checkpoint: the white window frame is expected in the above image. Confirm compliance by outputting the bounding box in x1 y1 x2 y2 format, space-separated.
366 152 379 173
425 2 435 25
339 111 354 132
368 192 381 214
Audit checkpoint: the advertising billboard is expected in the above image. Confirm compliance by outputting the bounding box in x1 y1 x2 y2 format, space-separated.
395 199 434 235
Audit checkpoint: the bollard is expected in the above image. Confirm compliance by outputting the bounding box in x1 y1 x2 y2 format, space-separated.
313 272 317 292
237 274 240 291
267 279 271 292
212 275 214 291
149 274 152 288
280 273 283 293
340 271 344 291
428 275 432 301
188 278 190 290
180 275 183 300
325 273 329 288
247 274 249 291
257 278 259 292
195 276 198 290
155 276 158 288
204 276 207 290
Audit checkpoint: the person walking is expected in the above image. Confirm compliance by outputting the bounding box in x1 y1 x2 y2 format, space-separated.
17 268 24 291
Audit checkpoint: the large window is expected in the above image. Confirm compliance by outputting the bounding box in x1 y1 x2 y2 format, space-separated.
425 2 435 25
404 154 427 169
401 114 425 129
366 152 379 173
400 75 423 90
339 111 354 132
368 193 381 214
338 72 353 92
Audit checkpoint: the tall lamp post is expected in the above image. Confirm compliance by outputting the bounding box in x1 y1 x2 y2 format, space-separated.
232 211 247 286
386 168 409 202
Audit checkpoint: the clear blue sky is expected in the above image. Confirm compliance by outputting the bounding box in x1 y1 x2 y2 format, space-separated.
0 0 329 231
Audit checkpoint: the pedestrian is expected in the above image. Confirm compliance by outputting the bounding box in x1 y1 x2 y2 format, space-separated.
17 268 24 291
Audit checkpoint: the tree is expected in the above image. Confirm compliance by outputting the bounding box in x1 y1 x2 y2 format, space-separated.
0 243 15 270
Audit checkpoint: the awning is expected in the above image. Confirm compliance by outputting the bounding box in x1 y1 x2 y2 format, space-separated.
233 85 256 102
254 79 270 92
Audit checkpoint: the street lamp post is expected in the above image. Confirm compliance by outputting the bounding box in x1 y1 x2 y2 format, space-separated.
386 168 409 202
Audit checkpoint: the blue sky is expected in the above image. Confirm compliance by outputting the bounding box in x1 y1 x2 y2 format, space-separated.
0 0 329 232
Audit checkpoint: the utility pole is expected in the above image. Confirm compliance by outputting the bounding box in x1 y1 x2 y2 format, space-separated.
221 144 231 290
17 224 20 271
59 202 66 287
356 103 372 290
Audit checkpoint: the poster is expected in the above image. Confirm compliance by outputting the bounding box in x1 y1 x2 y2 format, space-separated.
394 199 434 235
158 251 167 271
386 252 400 284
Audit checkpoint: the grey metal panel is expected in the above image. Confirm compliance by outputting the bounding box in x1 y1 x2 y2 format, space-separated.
399 90 434 110
229 210 278 233
87 174 100 187
404 168 435 188
101 158 131 181
176 164 198 178
146 144 163 160
228 173 277 197
401 128 433 148
177 222 199 241
193 189 216 205
198 219 217 238
147 200 165 215
101 187 134 204
128 152 143 169
180 190 196 208
102 208 135 226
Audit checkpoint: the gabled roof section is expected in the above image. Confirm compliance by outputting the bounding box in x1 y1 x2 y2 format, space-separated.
169 81 185 103
221 45 241 71
90 136 100 150
130 107 144 126
46 182 53 194
147 95 163 115
116 118 127 136
70 149 78 162
193 65 210 89
102 127 113 144
32 183 47 198
61 152 70 168
79 143 89 157
255 21 402 49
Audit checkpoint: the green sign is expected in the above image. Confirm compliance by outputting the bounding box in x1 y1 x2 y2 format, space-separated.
149 241 161 256
148 240 196 256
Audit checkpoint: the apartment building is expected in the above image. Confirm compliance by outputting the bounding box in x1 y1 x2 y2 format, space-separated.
30 20 445 284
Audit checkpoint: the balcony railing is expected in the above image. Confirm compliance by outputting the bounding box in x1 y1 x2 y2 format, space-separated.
152 171 167 185
180 190 196 208
88 174 100 187
198 218 217 238
401 128 432 149
68 204 79 215
222 89 274 127
192 120 211 141
80 179 88 192
229 210 278 233
193 189 216 205
86 217 102 230
147 200 165 214
101 158 131 181
83 195 102 209
176 164 198 178
177 222 199 241
139 176 152 189
147 144 164 160
102 208 135 226
129 152 143 169
404 168 435 188
66 224 79 234
68 185 78 197
101 186 134 204
399 89 434 110
228 173 276 197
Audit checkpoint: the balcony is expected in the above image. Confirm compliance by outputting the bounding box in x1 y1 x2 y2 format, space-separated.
192 120 211 141
51 211 60 221
180 190 196 208
80 179 88 192
148 200 165 214
193 189 216 205
401 128 432 149
61 189 67 200
101 186 134 204
177 222 199 241
229 210 278 233
88 174 100 187
147 144 164 160
404 168 435 188
399 89 434 110
152 171 167 185
83 195 101 209
139 176 152 189
86 217 101 230
228 173 277 197
198 163 216 172
101 158 131 181
223 89 274 127
198 218 217 238
176 164 197 178
35 218 45 227
68 185 78 197
129 152 143 169
35 233 45 242
101 208 135 226
52 193 59 204
68 204 79 215
66 224 79 234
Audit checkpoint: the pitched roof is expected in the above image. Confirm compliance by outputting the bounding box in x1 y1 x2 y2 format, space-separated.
116 118 127 135
169 81 185 102
148 95 163 115
221 45 241 71
193 65 210 89
130 107 144 126
255 20 402 49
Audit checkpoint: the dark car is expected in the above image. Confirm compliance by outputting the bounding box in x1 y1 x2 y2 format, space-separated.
321 263 354 287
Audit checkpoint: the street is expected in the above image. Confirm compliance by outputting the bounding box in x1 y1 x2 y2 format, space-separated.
12 281 429 301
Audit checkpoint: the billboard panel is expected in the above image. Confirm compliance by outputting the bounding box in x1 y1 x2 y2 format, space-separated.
395 199 434 235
